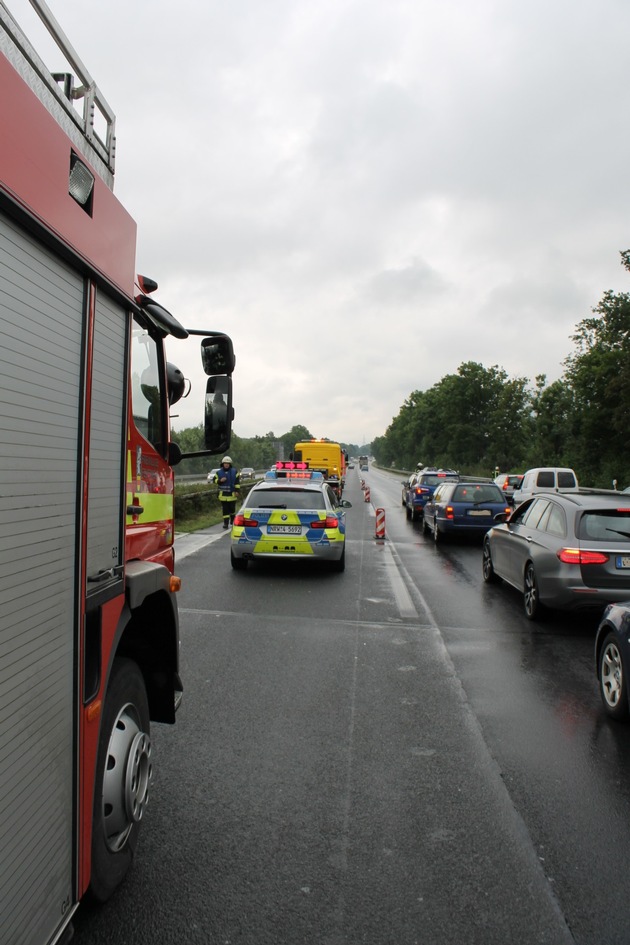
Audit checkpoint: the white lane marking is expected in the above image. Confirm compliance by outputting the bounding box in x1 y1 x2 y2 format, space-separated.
380 541 418 621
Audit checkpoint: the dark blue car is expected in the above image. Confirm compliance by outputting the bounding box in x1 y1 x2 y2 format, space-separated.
402 468 459 521
423 481 511 542
595 603 630 720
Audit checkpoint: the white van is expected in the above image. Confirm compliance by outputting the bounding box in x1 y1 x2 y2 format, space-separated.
512 467 579 505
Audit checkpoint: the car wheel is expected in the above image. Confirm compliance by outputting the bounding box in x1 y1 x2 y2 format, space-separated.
231 550 247 570
89 658 151 902
599 632 629 720
405 504 412 520
482 540 500 583
523 562 542 619
433 521 441 544
422 516 430 536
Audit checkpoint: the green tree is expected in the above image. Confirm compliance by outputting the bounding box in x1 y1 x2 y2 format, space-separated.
527 375 573 468
563 263 630 484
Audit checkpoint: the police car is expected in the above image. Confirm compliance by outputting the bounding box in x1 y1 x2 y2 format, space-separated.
230 462 351 571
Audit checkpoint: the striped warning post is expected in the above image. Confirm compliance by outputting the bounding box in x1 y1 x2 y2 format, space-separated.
375 507 385 538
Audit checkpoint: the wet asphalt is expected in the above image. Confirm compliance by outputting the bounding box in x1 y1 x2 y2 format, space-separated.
72 467 630 945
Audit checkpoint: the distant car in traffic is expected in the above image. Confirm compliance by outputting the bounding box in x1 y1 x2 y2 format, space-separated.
595 602 630 720
207 467 221 483
240 467 254 479
511 467 578 505
402 468 459 521
230 466 351 571
423 481 511 542
482 490 630 619
494 473 523 503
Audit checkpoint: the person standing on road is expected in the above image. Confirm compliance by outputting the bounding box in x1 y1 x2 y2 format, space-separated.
214 456 241 529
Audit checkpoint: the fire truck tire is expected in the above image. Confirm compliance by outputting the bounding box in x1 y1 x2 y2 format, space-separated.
89 657 152 903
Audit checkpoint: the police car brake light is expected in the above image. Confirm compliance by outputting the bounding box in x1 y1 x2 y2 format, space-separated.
310 515 339 529
233 513 257 526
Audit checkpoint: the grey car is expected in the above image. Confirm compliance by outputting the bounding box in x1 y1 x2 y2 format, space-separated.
493 473 523 504
482 491 630 619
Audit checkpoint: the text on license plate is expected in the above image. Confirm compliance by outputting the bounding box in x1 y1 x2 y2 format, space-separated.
616 556 630 569
268 525 302 535
468 509 491 516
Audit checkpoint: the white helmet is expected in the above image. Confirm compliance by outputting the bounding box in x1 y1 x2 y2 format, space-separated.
222 456 232 464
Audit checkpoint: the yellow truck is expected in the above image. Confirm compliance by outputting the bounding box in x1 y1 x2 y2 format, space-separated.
292 439 347 498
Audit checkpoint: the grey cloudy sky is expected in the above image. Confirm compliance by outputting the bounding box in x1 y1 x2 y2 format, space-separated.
14 0 630 444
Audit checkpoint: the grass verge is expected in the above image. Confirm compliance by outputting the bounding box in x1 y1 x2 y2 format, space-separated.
174 482 224 532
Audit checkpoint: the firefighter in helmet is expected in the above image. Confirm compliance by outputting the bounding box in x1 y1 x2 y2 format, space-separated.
214 456 241 529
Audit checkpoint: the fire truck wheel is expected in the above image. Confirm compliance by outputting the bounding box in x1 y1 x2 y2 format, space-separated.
89 657 152 903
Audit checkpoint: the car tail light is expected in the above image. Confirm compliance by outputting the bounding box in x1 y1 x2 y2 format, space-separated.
415 486 430 495
445 506 454 520
310 516 339 529
503 507 511 515
233 513 257 527
557 548 609 565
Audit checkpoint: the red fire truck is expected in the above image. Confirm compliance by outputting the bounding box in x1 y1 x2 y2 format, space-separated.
0 3 234 942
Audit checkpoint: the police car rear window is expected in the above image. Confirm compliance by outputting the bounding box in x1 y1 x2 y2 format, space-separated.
248 489 326 510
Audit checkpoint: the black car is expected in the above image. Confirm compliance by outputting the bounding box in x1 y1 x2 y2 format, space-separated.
595 602 630 719
482 490 630 619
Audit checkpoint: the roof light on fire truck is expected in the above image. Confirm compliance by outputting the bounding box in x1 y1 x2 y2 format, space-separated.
68 152 94 208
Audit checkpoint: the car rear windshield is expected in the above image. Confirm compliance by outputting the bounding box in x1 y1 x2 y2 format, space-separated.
452 485 504 502
248 488 326 510
421 474 457 486
578 510 630 542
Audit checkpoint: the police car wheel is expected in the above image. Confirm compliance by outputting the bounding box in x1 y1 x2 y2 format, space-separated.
231 550 248 570
89 658 151 902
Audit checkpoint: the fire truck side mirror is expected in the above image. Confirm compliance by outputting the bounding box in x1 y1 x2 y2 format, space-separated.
200 334 235 376
168 441 183 466
204 375 233 453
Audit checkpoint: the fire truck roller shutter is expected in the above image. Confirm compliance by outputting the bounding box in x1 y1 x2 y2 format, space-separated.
0 210 83 945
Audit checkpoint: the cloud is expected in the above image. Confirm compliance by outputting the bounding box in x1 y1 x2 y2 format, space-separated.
11 0 630 444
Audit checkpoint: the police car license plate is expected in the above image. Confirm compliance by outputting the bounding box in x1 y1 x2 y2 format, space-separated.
268 525 301 535
616 556 630 569
468 509 491 516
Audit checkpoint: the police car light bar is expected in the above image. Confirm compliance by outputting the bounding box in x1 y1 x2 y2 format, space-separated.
276 461 309 470
265 466 324 481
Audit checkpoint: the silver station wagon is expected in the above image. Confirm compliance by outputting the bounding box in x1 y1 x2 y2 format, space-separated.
482 491 630 619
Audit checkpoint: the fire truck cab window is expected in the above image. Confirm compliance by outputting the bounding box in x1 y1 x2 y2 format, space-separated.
131 323 164 450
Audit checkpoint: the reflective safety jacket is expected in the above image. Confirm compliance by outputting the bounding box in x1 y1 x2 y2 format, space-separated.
214 466 241 504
